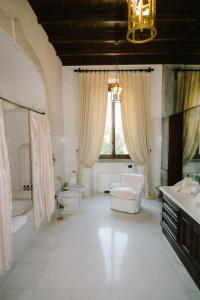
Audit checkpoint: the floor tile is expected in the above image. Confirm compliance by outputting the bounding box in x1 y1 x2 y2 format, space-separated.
0 289 34 300
111 290 191 300
187 292 200 300
31 289 111 300
2 263 46 289
20 245 56 263
38 263 111 290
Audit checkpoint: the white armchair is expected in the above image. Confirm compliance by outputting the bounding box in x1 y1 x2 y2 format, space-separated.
110 173 144 213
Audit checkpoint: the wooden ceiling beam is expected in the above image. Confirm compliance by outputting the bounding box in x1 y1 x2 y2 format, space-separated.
58 51 169 57
52 38 186 45
61 55 169 66
49 30 200 42
38 9 199 25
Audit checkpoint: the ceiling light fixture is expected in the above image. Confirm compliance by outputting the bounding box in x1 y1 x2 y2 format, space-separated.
111 58 122 103
127 0 157 44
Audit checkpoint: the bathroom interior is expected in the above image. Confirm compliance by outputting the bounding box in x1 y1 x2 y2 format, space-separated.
0 1 200 299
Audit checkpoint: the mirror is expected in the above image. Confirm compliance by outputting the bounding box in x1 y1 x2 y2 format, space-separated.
162 67 200 117
182 106 200 182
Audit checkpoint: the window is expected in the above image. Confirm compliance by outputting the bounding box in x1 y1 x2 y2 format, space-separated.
100 88 130 159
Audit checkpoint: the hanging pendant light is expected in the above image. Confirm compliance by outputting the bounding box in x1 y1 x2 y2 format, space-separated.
111 58 122 103
127 0 157 44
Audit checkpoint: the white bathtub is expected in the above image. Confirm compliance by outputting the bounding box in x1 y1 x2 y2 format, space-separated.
12 190 32 200
12 190 32 217
12 200 33 217
0 192 36 287
12 190 33 234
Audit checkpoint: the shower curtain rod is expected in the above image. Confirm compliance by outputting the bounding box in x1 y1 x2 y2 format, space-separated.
0 96 45 115
74 67 154 73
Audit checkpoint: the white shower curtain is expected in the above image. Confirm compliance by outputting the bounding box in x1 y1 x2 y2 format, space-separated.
0 100 12 272
30 112 55 229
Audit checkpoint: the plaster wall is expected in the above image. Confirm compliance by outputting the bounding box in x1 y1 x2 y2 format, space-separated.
0 0 65 180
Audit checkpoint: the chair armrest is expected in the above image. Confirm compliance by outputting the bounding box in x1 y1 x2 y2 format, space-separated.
110 182 123 189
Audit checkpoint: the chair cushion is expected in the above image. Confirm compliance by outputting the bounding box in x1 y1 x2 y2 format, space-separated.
110 186 138 200
110 182 122 189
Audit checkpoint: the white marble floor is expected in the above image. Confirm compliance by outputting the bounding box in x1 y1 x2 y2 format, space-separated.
0 194 200 300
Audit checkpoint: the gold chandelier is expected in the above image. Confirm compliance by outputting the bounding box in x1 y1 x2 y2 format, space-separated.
111 81 123 103
110 59 122 103
127 0 157 44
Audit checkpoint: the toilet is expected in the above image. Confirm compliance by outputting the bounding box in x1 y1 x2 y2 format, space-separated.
57 190 80 213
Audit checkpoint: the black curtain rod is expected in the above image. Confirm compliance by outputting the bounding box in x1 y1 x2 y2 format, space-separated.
175 68 200 72
0 96 45 115
74 67 154 73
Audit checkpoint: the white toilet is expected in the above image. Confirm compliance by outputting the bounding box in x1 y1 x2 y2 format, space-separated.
57 190 80 213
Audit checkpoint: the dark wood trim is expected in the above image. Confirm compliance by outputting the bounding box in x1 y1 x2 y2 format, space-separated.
161 194 200 289
99 154 130 159
74 68 154 73
168 113 183 185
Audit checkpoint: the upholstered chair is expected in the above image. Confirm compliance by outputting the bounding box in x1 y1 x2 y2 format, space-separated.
110 173 144 213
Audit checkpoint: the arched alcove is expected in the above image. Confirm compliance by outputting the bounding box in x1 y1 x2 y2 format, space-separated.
0 30 47 111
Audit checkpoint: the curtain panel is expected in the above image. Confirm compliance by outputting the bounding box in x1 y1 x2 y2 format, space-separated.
77 71 108 195
183 107 200 164
30 112 55 229
118 72 157 198
176 71 200 112
0 101 12 272
176 71 200 164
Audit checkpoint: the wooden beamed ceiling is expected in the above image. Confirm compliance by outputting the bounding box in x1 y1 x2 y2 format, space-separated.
28 0 200 65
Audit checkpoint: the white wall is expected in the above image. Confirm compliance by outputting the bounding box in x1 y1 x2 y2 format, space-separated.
0 1 65 181
4 109 30 191
62 65 162 192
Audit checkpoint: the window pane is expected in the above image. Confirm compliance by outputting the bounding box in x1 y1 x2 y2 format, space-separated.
100 93 112 155
115 102 128 154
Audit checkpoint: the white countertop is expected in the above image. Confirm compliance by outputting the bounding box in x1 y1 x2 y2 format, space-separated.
159 186 200 225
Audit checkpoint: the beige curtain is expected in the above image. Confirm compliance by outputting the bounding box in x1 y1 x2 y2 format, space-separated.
183 106 200 164
176 71 200 165
176 71 200 112
118 72 156 198
30 112 55 229
0 101 12 272
78 71 108 194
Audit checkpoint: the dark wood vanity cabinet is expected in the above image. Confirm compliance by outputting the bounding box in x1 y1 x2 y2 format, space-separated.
161 194 200 288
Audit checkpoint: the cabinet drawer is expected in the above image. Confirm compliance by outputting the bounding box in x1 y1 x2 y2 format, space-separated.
162 220 178 241
162 202 179 221
162 195 179 213
162 211 178 232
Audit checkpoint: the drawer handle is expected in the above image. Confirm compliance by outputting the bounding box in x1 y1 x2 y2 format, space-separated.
163 203 178 219
162 212 177 231
163 196 178 212
162 221 177 241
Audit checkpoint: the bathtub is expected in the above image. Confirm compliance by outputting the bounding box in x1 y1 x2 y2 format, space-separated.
0 192 36 287
12 190 33 234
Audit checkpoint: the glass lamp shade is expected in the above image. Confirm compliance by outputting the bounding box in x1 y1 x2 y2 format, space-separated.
127 0 157 44
111 82 123 103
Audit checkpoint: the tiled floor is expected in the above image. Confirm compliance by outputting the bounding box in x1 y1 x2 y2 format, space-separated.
0 194 199 300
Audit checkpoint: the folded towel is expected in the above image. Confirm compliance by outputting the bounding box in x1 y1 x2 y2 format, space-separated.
171 177 198 194
180 177 193 193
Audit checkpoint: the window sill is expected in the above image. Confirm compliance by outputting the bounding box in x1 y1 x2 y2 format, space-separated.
97 158 132 163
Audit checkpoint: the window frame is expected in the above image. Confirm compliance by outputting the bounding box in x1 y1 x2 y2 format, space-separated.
99 85 130 160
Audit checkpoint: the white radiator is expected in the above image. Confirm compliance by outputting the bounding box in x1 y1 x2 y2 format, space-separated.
97 172 121 193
